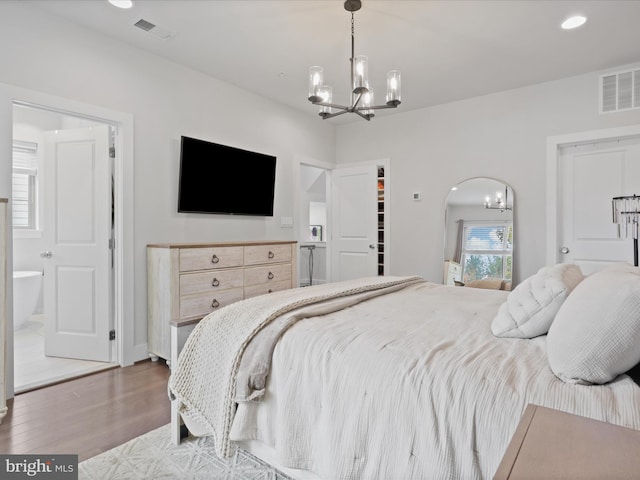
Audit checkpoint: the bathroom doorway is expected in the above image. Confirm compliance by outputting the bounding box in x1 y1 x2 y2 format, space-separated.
12 104 116 393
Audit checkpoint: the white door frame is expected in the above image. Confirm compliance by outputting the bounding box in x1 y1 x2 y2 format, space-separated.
1 84 135 397
546 124 640 266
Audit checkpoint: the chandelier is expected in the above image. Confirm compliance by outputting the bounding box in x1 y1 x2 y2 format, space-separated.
307 0 401 121
484 186 512 212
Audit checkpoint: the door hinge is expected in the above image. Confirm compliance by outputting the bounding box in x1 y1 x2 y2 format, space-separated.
109 330 116 341
109 146 116 158
109 238 115 250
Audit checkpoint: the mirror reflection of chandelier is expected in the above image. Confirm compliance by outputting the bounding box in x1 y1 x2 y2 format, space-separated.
307 0 401 121
484 187 512 212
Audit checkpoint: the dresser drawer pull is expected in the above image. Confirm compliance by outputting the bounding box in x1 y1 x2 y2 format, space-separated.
268 251 275 259
268 272 275 280
211 254 220 264
211 278 220 287
211 299 220 308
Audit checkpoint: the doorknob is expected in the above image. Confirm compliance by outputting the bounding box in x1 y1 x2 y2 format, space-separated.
40 251 53 258
560 247 570 254
369 244 376 250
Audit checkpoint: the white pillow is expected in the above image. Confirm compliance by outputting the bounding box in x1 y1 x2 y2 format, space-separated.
491 263 584 339
547 264 640 385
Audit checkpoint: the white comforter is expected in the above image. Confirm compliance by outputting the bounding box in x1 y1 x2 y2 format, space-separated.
230 281 640 479
169 276 423 459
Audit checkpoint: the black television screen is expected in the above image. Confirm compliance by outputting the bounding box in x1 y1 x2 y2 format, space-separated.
178 136 276 216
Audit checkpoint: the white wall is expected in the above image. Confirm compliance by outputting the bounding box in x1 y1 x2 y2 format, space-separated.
0 2 335 362
336 67 640 284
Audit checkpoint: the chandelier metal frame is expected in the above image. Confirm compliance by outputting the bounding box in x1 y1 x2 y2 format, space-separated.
307 0 401 121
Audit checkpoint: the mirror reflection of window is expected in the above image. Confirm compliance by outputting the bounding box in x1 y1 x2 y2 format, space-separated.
444 178 514 289
461 222 512 282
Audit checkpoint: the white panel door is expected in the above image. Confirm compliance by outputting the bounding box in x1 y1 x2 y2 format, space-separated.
331 164 378 281
43 126 112 361
558 137 640 274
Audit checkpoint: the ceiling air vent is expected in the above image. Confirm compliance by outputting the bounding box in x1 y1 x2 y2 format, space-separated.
600 68 640 114
132 18 175 40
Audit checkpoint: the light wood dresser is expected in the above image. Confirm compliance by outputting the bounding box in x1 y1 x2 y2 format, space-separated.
494 404 640 479
147 240 297 364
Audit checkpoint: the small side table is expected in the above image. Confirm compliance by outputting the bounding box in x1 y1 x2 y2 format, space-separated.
494 404 640 479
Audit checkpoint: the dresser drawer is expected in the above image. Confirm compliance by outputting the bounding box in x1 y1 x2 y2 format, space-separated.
179 268 244 296
244 263 292 286
244 244 292 266
179 287 244 320
244 280 292 299
179 246 244 272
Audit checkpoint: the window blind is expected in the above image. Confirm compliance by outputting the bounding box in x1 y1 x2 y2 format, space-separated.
12 140 38 229
463 225 512 252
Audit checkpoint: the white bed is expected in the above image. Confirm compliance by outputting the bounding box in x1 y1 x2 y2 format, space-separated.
169 274 640 480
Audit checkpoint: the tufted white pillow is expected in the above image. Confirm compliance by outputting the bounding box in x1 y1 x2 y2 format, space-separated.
491 263 584 339
547 263 640 385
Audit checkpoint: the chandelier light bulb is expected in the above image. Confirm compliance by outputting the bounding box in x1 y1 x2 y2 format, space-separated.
318 85 333 114
353 55 369 93
308 66 324 102
362 89 374 117
386 70 401 105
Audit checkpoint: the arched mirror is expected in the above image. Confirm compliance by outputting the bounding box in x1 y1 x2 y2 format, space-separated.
444 178 514 290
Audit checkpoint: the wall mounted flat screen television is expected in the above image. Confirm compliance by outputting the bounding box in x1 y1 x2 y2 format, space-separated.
178 136 276 216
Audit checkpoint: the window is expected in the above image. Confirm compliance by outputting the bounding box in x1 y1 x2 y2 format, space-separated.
461 222 512 282
12 140 38 230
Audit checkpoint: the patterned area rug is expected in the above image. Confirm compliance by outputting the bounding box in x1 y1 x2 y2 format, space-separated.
79 424 294 479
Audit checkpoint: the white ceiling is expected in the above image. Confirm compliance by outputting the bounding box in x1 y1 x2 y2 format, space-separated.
25 0 640 124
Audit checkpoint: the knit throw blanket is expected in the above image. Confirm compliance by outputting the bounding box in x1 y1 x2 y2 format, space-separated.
168 275 423 458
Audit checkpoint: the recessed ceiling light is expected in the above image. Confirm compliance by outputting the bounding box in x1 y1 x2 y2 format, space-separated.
108 0 133 9
561 15 587 30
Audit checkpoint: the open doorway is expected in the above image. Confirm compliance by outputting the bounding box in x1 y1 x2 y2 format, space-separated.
299 164 330 286
12 104 116 393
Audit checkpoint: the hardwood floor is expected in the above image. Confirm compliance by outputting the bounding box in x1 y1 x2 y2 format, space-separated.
0 359 171 461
